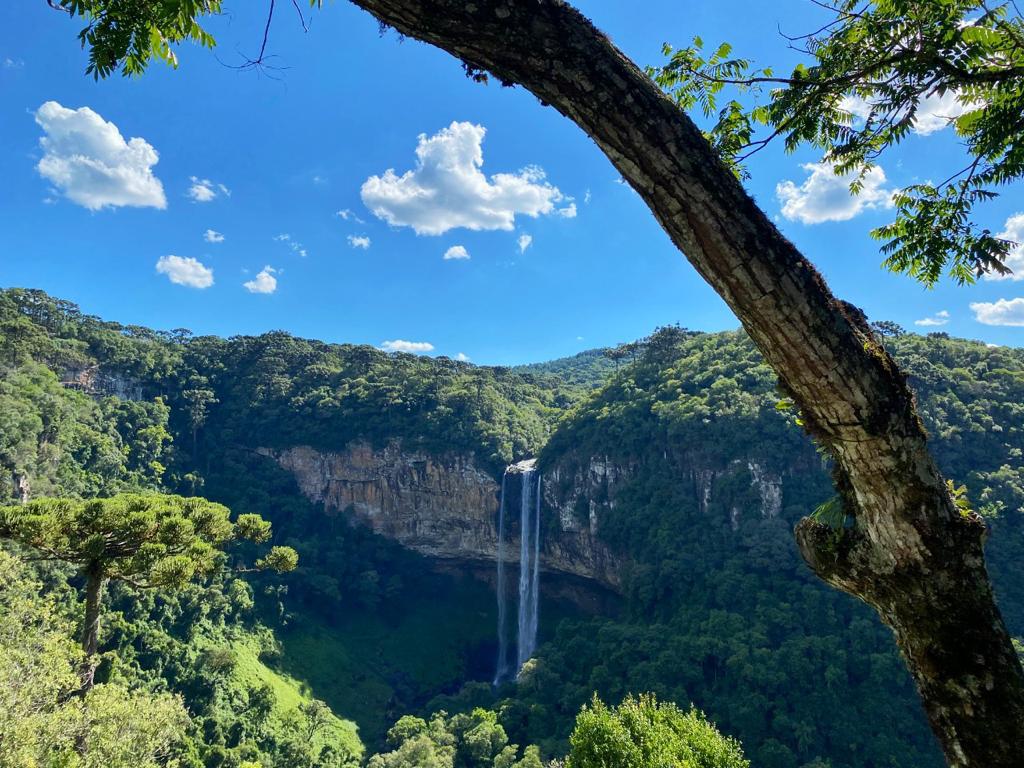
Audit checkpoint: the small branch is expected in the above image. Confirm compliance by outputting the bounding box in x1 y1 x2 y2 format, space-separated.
290 0 310 32
256 0 276 63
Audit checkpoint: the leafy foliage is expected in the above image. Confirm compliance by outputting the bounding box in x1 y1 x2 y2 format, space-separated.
0 550 190 768
491 326 1024 768
55 0 223 78
0 494 294 589
649 0 1024 284
566 693 747 768
4 290 1024 768
366 709 546 768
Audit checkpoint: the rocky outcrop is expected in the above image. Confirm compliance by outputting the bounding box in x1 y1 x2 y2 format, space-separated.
12 471 30 504
258 443 622 589
259 442 796 593
544 452 795 535
747 461 783 520
60 365 142 400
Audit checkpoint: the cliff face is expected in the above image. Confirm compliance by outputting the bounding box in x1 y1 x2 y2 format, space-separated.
543 451 795 540
60 365 142 400
257 443 623 589
260 442 804 594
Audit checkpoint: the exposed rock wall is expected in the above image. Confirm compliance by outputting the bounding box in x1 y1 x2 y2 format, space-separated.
260 442 800 594
258 443 622 589
543 451 795 536
60 365 142 400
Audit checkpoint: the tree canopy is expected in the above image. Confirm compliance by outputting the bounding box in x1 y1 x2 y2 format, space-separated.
0 494 295 589
565 694 748 768
649 0 1024 285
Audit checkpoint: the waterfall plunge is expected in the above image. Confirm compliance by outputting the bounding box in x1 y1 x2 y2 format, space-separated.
494 460 542 685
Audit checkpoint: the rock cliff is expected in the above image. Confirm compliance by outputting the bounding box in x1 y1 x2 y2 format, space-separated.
257 443 623 589
542 451 792 537
259 442 802 594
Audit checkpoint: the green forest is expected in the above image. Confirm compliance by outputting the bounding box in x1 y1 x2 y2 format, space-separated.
7 0 1024 765
3 288 1023 767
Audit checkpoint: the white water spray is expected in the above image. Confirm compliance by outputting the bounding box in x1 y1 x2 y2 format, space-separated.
494 460 543 684
516 462 541 672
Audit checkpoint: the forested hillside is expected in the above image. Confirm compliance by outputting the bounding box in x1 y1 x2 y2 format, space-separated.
3 288 1023 768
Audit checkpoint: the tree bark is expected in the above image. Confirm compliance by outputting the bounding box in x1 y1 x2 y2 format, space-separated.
343 1 1024 764
80 567 104 692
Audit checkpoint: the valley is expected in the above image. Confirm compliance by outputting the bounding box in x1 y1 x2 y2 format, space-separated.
4 288 1023 766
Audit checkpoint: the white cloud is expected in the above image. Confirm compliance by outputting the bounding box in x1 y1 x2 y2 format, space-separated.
444 245 470 260
584 189 592 204
381 339 435 353
34 101 166 211
243 265 277 294
312 175 327 185
361 121 569 235
4 57 24 69
456 352 470 362
971 298 1024 326
204 229 224 243
776 161 895 224
557 202 577 218
914 310 950 327
155 255 213 289
987 213 1024 281
348 235 371 249
275 233 307 258
188 177 229 203
336 208 365 224
517 234 533 253
841 90 972 136
913 90 972 135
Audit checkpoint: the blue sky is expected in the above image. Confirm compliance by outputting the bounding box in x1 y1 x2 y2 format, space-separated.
1 1 1021 364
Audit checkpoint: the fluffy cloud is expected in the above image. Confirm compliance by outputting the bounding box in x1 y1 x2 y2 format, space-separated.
987 213 1024 282
243 266 277 294
381 339 435 353
155 255 213 288
204 229 224 243
348 235 371 249
456 352 470 362
517 234 533 253
187 177 230 203
841 90 971 136
444 245 470 260
776 162 895 224
34 101 166 210
971 298 1024 326
361 122 569 235
914 310 950 327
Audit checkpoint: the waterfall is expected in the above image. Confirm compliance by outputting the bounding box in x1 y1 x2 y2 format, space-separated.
526 470 541 663
516 463 541 672
493 473 509 685
494 460 543 685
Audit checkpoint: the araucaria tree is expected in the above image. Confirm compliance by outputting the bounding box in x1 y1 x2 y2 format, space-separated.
45 0 1024 765
0 493 297 689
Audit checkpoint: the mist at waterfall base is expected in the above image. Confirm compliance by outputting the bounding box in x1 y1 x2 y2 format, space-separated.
493 460 542 685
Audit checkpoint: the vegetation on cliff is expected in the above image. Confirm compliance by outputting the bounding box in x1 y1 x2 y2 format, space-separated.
3 289 1024 767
